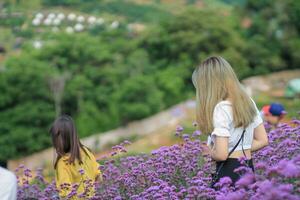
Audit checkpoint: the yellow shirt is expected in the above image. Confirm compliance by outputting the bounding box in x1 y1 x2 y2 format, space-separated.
55 147 101 199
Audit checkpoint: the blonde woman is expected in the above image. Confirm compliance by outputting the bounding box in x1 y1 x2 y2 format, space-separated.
192 56 269 186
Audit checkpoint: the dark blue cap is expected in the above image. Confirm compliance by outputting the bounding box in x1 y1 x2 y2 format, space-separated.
269 103 287 116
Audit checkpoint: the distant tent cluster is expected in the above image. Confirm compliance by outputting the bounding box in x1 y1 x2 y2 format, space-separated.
31 12 119 33
30 12 145 49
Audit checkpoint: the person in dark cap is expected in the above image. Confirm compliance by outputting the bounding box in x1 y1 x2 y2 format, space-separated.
261 103 287 128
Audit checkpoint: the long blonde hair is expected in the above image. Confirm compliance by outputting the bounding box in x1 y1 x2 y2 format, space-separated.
192 56 256 135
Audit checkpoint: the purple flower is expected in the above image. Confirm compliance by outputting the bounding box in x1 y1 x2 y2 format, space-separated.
176 125 184 132
15 119 300 199
216 189 246 200
235 173 255 188
214 177 232 188
277 159 300 178
78 168 85 175
192 130 201 137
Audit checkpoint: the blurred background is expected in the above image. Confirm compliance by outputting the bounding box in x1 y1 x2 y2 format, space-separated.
0 0 299 175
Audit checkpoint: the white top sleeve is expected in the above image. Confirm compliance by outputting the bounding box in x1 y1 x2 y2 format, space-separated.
211 103 231 137
207 135 212 146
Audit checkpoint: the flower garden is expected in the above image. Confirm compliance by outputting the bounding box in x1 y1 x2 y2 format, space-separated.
2 1 300 199
16 120 300 200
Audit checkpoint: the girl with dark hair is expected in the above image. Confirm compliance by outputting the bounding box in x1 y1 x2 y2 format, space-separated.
50 115 101 198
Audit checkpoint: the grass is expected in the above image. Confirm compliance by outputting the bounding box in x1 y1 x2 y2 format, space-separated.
126 126 181 155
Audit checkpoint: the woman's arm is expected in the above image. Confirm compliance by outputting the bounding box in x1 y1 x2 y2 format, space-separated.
210 136 229 161
251 124 269 152
89 151 103 182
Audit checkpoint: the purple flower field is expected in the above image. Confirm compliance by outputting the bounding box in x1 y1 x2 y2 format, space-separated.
16 120 300 200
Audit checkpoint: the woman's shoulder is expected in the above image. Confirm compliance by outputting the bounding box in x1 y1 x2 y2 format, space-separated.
216 100 232 106
56 155 70 168
213 100 233 120
215 100 232 111
81 146 92 154
81 146 95 159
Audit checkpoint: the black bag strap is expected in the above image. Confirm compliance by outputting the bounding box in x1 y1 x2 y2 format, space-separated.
241 130 247 158
214 129 246 175
227 129 246 158
212 129 247 186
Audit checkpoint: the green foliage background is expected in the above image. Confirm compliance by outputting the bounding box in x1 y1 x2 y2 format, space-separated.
0 0 299 162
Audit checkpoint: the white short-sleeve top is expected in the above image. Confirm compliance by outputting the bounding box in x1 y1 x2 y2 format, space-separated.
207 99 263 152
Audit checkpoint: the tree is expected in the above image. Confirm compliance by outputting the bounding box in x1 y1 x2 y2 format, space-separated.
115 76 164 124
0 54 55 161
